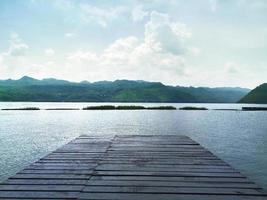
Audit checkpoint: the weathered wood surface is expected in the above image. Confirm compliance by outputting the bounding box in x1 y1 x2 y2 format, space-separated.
0 135 266 200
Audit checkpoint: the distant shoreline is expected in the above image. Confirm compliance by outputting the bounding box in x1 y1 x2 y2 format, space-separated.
1 106 267 111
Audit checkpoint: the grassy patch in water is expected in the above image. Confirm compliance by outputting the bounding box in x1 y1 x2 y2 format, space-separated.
116 105 146 110
147 106 176 110
83 105 116 110
242 107 267 111
2 107 40 111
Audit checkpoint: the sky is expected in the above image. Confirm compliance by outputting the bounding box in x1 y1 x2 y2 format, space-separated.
0 0 267 88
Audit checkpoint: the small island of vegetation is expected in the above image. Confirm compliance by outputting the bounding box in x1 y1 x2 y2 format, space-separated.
1 107 40 111
82 105 116 110
146 106 177 110
116 105 146 110
242 107 267 111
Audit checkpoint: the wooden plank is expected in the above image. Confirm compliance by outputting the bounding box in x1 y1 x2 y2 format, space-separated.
0 184 83 191
82 186 264 195
78 193 267 200
39 158 102 161
85 180 260 189
115 135 190 138
0 191 79 199
108 148 209 152
90 175 252 183
2 179 88 185
19 169 93 174
104 151 215 155
36 160 98 163
93 171 245 178
11 174 91 179
98 160 228 165
96 163 233 169
100 156 220 160
112 142 200 145
95 166 236 173
26 164 96 170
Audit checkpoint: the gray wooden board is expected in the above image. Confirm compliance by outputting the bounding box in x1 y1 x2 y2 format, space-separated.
82 186 264 195
0 191 79 199
85 180 260 189
92 171 245 177
0 134 266 200
2 179 88 185
90 175 252 183
78 193 267 200
95 167 237 173
96 163 233 169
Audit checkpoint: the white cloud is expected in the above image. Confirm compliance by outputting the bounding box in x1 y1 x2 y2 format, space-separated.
132 5 148 22
0 33 29 69
224 62 239 74
44 48 55 56
0 34 30 79
3 33 29 57
64 12 193 82
144 11 191 55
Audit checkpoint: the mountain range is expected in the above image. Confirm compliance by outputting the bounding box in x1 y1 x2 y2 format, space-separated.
0 76 251 103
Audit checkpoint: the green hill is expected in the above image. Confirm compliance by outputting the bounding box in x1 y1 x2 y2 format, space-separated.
0 76 250 103
239 83 267 104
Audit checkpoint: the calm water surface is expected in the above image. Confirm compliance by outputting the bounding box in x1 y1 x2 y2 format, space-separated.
0 102 267 190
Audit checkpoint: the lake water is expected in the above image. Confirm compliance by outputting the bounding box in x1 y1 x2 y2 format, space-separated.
0 102 267 190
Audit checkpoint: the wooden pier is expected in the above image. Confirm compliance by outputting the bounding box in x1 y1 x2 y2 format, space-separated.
0 135 266 199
